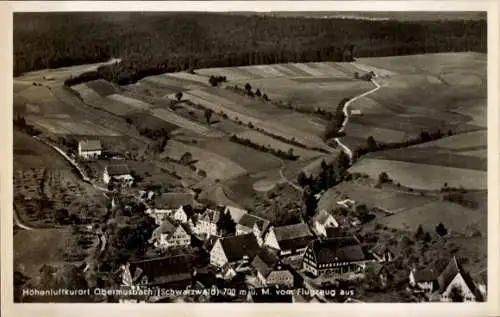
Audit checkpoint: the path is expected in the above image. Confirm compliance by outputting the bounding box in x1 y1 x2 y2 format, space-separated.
13 207 35 231
333 65 382 164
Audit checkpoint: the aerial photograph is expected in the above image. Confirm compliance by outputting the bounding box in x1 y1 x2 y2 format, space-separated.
12 11 487 303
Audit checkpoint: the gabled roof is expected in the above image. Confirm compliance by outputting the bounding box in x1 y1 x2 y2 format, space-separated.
128 254 193 286
218 233 261 263
151 217 183 240
154 192 195 209
370 243 396 256
251 248 280 277
225 206 248 223
79 139 102 151
437 256 480 298
309 237 366 265
273 223 313 251
266 269 294 281
238 213 270 231
106 164 130 176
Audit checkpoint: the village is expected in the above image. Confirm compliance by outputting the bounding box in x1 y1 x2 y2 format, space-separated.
30 137 486 304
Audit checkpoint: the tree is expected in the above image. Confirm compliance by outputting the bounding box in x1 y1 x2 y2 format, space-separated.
378 172 391 184
367 136 378 151
175 91 183 101
55 208 69 223
180 152 193 165
302 186 318 219
245 83 252 92
204 109 213 124
297 171 309 187
435 223 448 237
217 211 236 236
255 89 262 97
449 285 464 302
263 93 269 101
415 225 424 240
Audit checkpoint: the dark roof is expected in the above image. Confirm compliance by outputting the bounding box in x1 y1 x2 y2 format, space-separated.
272 223 313 251
152 218 177 237
128 254 193 286
325 227 345 238
370 243 396 256
309 237 366 265
251 248 280 277
413 269 438 282
219 234 261 262
238 213 270 231
106 164 130 176
437 256 480 299
79 139 102 151
155 192 195 209
250 288 293 303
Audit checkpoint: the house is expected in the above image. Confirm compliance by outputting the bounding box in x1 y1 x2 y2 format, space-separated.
103 164 133 186
147 193 195 224
312 209 339 237
302 237 368 278
121 254 194 289
78 139 102 159
246 287 294 303
369 243 396 262
192 208 221 237
409 267 438 293
149 217 191 250
210 233 261 268
437 256 482 302
251 248 293 288
264 223 314 257
225 205 248 223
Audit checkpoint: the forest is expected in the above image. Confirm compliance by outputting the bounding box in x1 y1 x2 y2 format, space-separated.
14 12 487 84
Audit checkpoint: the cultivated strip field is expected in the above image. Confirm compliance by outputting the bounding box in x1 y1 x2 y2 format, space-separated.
162 140 247 180
349 158 487 190
107 93 153 110
26 115 121 136
235 129 324 160
413 130 486 152
150 108 222 137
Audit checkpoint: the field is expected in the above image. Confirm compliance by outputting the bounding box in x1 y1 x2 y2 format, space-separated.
14 228 84 278
235 129 324 160
377 199 487 234
151 108 223 137
317 181 439 214
414 130 487 158
161 140 247 180
349 158 487 190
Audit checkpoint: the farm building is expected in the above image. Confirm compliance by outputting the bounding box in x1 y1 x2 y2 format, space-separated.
149 217 191 250
225 205 248 223
235 213 270 246
147 192 196 224
302 237 368 278
263 223 314 258
121 254 194 289
210 233 261 269
252 250 294 288
78 139 102 159
103 164 133 186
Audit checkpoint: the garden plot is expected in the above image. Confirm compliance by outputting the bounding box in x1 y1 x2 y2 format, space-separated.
349 158 487 190
236 129 324 160
162 140 247 180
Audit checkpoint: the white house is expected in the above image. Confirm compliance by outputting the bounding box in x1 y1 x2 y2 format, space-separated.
264 223 313 257
409 267 437 293
78 139 102 160
312 209 339 237
149 218 191 250
103 164 133 186
210 234 261 268
192 208 220 237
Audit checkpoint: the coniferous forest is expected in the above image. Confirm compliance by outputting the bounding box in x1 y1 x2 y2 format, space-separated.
14 12 486 84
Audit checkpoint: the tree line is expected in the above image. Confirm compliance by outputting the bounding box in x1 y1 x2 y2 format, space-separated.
14 12 486 85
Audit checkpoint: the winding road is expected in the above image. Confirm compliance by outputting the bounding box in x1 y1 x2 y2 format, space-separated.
334 67 382 164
